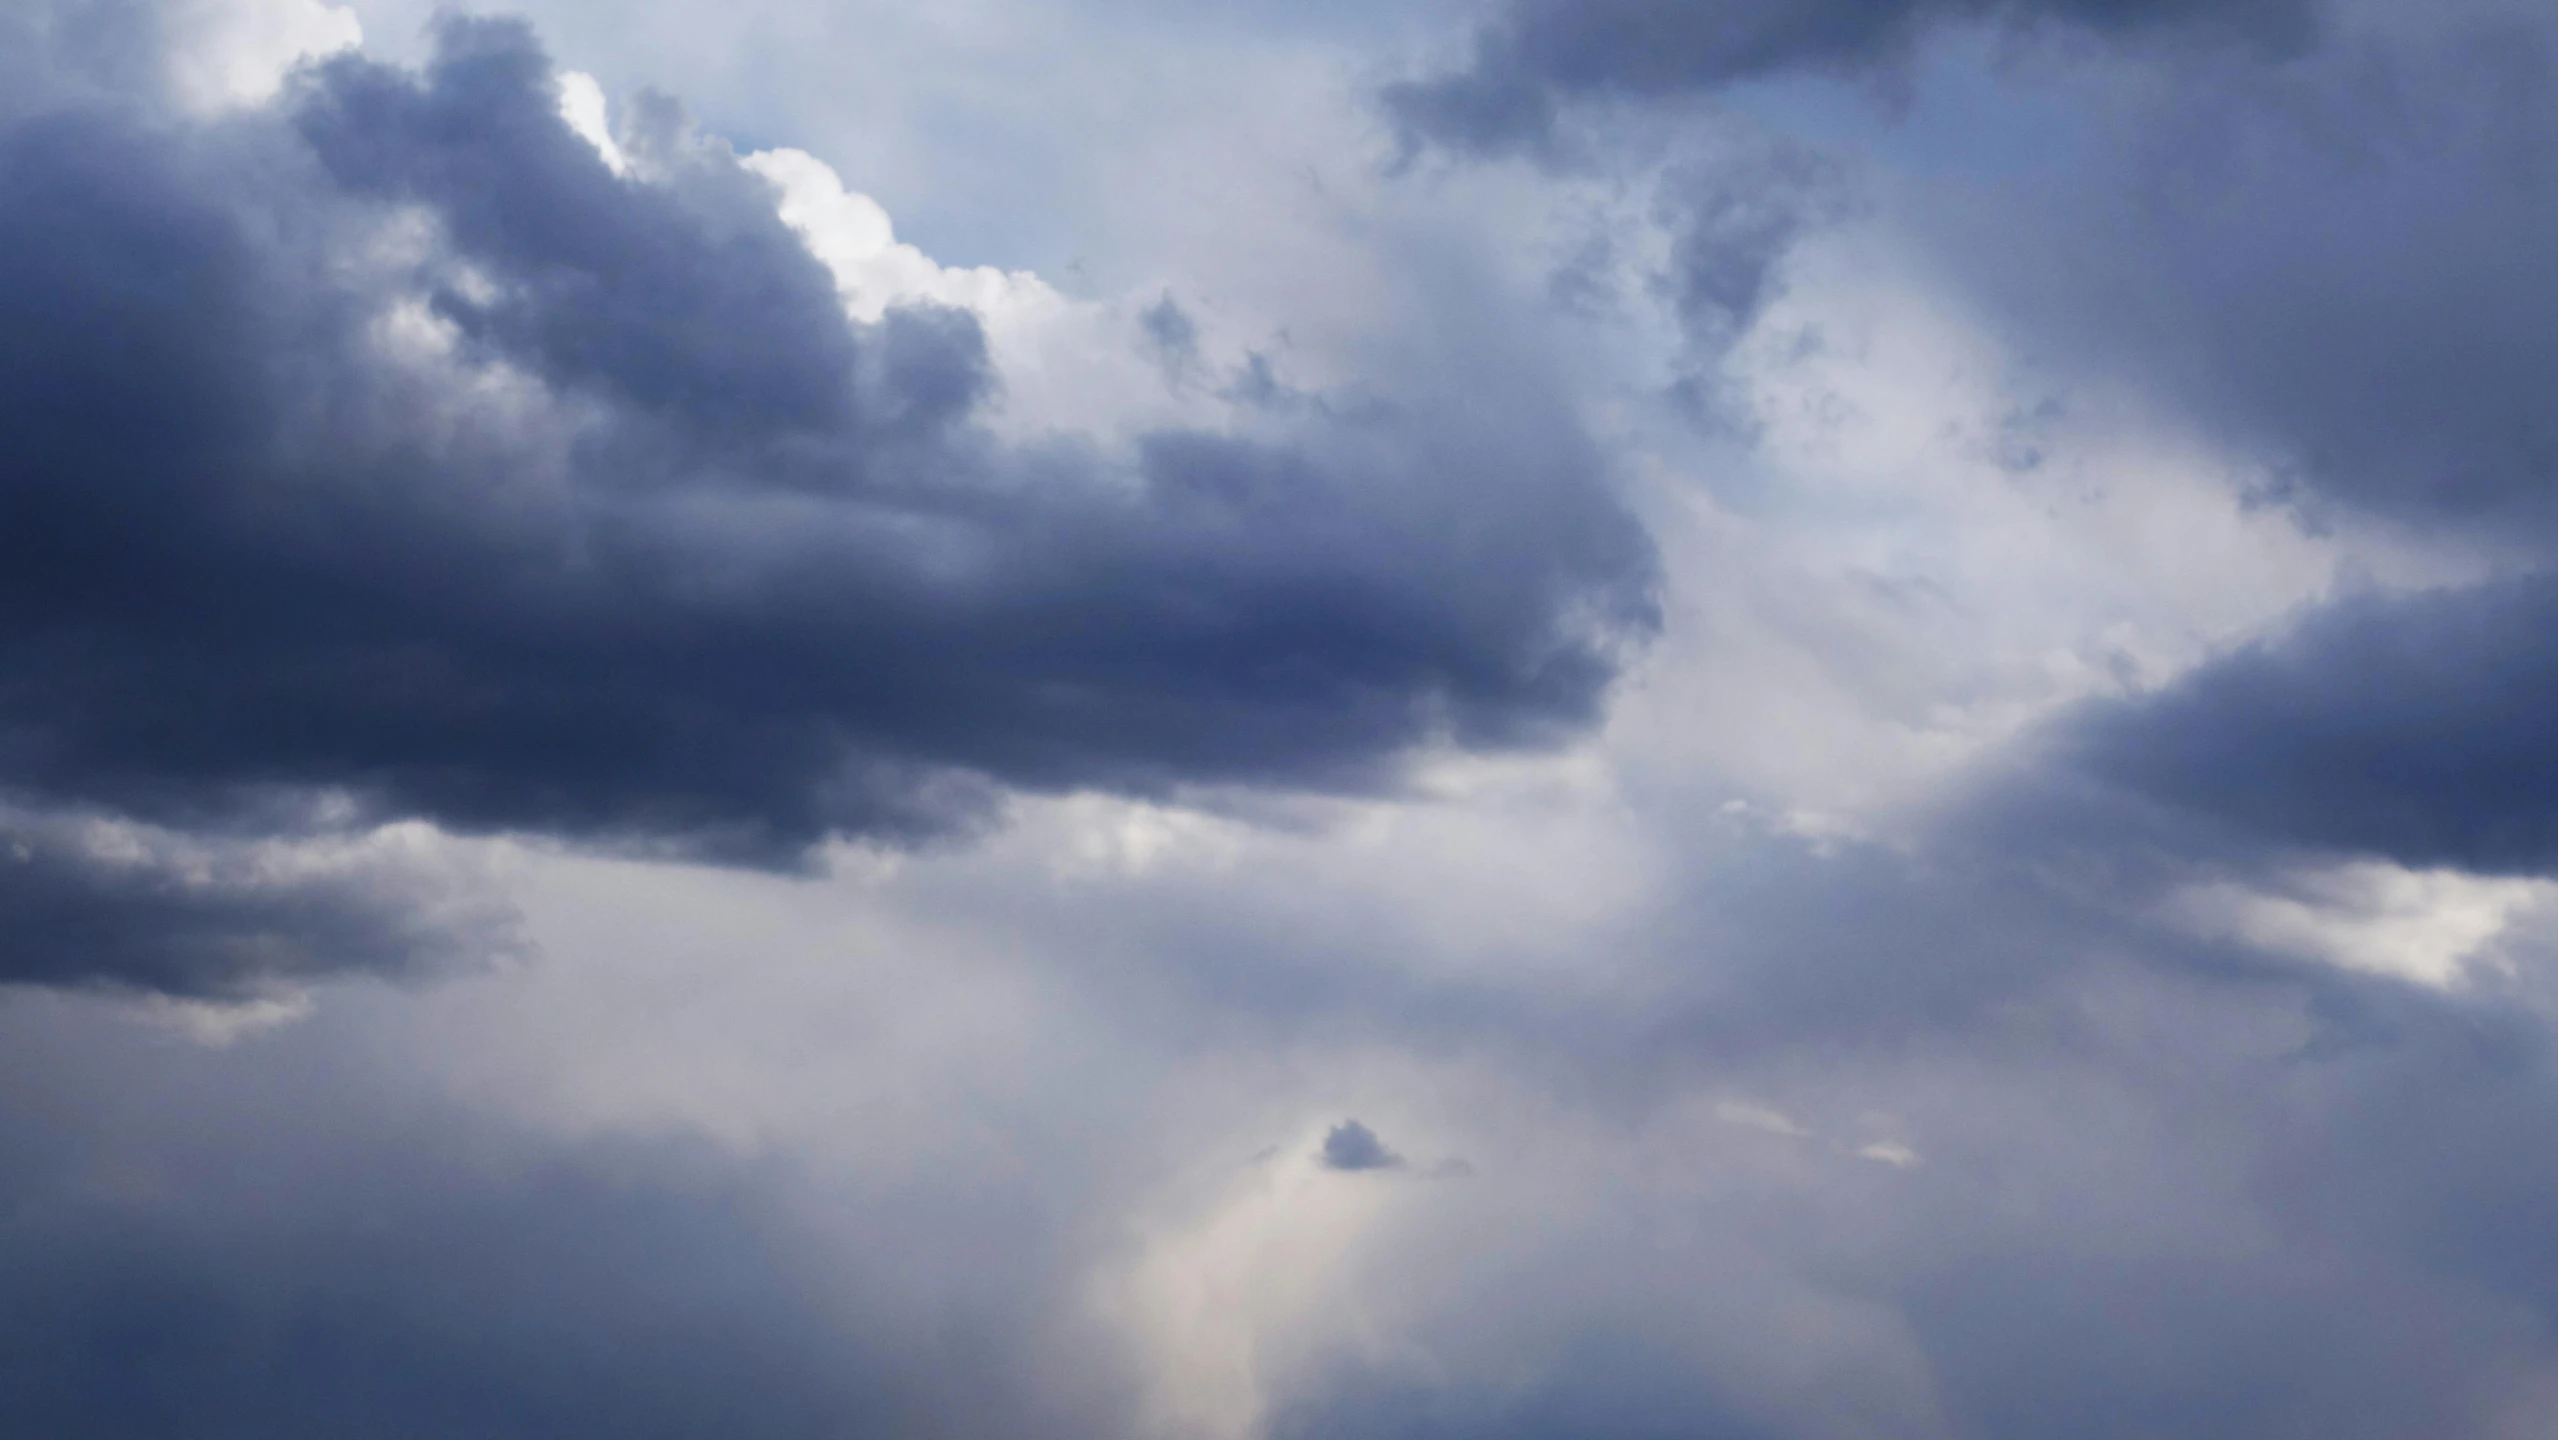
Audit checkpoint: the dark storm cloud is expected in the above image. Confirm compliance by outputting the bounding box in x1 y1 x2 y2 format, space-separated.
1403 0 2558 534
1927 8 2558 874
2063 576 2558 875
1400 0 2558 889
1889 5 2558 537
0 807 521 997
1386 0 2318 156
27 5 2558 1438
0 13 1655 987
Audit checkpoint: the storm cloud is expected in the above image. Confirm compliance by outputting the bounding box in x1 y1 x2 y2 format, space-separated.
3 17 1656 851
0 12 1652 986
17 0 2558 1437
1401 0 2558 908
0 807 519 997
1932 3 2558 877
2066 575 2558 875
1386 0 2319 155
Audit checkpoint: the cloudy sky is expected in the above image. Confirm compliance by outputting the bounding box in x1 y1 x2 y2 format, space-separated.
7 0 2558 1434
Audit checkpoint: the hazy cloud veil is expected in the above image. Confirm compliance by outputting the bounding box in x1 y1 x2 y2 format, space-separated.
7 0 2558 1436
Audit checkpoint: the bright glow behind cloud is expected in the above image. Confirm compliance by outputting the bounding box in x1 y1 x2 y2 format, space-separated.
166 0 362 109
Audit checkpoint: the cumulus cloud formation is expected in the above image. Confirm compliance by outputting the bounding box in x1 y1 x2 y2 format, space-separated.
0 8 1653 986
3 15 1652 853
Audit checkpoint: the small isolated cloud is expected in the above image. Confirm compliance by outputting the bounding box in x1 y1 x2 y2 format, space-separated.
1319 1120 1404 1173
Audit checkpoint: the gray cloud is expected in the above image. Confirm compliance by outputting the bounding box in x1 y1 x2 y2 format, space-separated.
1236 824 2558 1437
2061 576 2558 874
1403 1 2558 535
1319 1118 1403 1171
1137 292 1203 382
1648 136 1847 417
1273 1348 1773 1440
20 2 2558 1437
1400 0 2558 891
1925 8 2558 874
0 13 1655 986
0 807 521 997
1926 7 2558 535
11 714 2558 1438
1386 0 2317 157
6 17 1653 854
0 1002 1095 1440
0 1156 879 1439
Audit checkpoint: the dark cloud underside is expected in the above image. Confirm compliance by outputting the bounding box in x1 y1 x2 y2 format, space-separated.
1404 0 2558 888
0 16 1656 852
2070 577 2558 874
0 809 520 997
0 14 1655 987
1962 10 2558 871
1387 0 2317 155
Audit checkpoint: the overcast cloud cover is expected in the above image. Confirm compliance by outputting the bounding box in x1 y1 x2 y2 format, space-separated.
8 0 2558 1435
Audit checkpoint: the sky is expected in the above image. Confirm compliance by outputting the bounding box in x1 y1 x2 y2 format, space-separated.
5 0 2558 1435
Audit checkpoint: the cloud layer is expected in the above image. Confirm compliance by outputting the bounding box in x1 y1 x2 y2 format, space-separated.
0 11 1652 988
1386 0 2319 154
14 1 2558 1438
